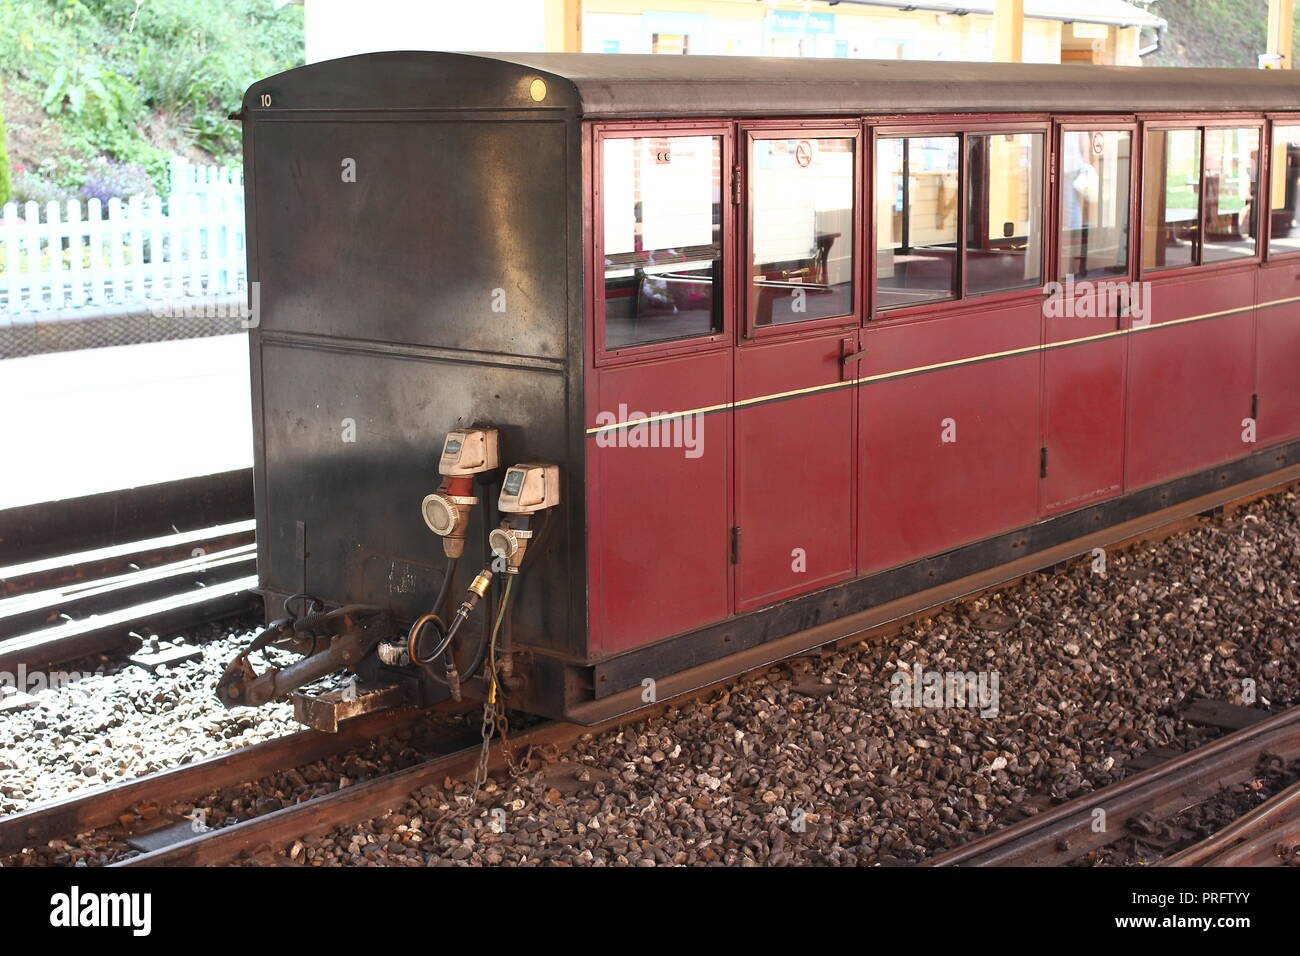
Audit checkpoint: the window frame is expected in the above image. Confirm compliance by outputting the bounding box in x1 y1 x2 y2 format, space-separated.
867 117 1052 322
963 128 1052 298
871 127 963 314
1055 120 1140 284
591 121 736 367
1138 116 1265 279
739 122 864 341
1263 113 1300 263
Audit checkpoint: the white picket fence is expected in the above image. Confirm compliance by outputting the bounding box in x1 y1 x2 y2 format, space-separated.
168 156 243 200
1 160 246 315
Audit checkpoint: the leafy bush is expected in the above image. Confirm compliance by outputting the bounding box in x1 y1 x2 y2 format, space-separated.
0 81 10 206
186 112 239 155
135 39 219 115
9 167 73 205
38 44 142 129
76 156 155 203
1 0 304 186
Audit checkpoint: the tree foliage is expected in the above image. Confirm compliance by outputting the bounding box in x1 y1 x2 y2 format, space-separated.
1 0 303 193
0 80 11 206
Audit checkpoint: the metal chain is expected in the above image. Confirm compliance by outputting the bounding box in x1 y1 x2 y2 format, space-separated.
470 574 545 794
471 694 497 800
495 707 531 777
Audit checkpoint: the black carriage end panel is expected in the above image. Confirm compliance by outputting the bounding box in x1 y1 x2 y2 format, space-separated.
250 117 570 357
241 53 585 657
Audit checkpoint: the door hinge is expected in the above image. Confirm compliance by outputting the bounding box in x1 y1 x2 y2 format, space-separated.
1252 393 1259 420
732 166 743 205
730 526 741 564
1040 446 1049 478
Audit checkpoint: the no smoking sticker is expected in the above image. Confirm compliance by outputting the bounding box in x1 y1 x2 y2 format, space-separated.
1091 131 1105 155
795 140 813 167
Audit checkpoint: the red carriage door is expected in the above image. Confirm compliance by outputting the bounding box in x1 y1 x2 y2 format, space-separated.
1257 121 1300 447
734 127 860 613
587 128 735 656
1127 124 1261 489
1042 125 1135 515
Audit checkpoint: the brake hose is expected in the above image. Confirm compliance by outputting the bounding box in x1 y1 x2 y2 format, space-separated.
468 574 513 682
409 507 546 680
434 556 458 617
407 556 457 668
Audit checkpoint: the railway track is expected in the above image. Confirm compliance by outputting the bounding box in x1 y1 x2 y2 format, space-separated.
926 701 1300 867
1160 778 1300 866
2 475 1296 866
109 696 1300 868
5 673 728 866
0 704 447 859
0 519 257 676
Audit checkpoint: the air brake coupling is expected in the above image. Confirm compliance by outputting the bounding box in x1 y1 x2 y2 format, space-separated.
488 514 537 574
490 463 561 573
420 428 500 558
421 475 477 558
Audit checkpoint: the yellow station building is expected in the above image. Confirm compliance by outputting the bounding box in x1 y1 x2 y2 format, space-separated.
300 0 1167 67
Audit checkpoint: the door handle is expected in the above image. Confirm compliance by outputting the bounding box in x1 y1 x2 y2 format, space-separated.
840 345 866 381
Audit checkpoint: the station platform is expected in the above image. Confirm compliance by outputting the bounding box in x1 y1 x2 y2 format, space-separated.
0 335 252 511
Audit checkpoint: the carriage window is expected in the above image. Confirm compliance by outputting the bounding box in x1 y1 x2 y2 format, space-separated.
1203 127 1259 263
875 135 960 310
1143 128 1202 272
601 135 723 350
965 132 1044 295
1270 125 1300 256
750 137 855 327
1060 130 1132 280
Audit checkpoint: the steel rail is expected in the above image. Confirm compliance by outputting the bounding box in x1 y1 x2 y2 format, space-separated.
0 575 259 671
2 476 1294 865
0 705 445 857
1160 778 1300 867
1206 815 1300 866
1 469 253 568
0 544 255 639
0 519 255 599
0 518 261 670
926 705 1300 867
112 710 653 866
110 697 1300 868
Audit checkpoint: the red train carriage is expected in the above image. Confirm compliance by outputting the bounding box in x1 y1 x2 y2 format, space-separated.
219 52 1300 729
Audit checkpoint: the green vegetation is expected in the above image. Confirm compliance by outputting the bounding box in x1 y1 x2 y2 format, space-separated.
0 81 11 205
1142 0 1300 68
1 0 303 204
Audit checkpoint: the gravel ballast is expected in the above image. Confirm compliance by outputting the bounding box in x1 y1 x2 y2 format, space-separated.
261 490 1300 866
2 489 1298 867
0 624 300 815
